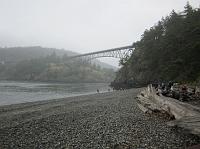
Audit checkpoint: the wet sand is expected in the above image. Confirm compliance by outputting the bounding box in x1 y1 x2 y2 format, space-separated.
0 88 199 148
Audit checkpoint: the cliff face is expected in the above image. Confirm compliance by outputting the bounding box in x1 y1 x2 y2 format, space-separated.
112 4 200 89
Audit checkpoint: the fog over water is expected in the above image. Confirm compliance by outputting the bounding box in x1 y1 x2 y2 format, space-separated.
0 0 199 66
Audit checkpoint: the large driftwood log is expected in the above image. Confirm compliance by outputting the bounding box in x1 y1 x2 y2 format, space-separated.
168 116 200 135
137 85 200 136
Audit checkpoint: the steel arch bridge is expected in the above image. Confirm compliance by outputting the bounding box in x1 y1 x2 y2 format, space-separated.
69 45 134 61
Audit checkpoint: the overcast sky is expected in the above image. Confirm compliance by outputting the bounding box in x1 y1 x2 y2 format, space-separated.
0 0 199 66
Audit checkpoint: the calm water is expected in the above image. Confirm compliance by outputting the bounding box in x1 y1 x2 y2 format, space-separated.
0 81 111 106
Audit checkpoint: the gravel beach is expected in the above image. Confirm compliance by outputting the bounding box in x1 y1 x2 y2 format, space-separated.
0 88 199 149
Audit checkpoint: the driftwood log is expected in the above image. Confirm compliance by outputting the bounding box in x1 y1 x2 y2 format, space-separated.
137 85 200 136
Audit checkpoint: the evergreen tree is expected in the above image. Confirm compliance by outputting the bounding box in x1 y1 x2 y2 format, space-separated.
111 3 200 89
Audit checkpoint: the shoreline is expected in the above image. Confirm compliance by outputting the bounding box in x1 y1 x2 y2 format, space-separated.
0 88 199 148
0 91 107 107
0 79 111 84
0 81 111 106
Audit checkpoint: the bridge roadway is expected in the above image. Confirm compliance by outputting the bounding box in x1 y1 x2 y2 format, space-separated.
69 45 134 60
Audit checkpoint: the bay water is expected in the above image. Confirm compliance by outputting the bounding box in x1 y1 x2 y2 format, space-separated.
0 81 111 106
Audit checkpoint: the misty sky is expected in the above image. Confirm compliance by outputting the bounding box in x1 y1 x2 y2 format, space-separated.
0 0 199 66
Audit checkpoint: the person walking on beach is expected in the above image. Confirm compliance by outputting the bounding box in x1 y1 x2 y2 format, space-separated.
97 89 100 93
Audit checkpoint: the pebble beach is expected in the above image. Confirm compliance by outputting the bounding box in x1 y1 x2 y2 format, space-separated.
0 88 199 149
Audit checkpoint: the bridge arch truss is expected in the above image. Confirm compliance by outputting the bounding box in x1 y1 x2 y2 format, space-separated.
69 45 134 61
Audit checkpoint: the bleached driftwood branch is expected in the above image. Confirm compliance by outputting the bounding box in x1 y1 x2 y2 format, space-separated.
136 85 200 136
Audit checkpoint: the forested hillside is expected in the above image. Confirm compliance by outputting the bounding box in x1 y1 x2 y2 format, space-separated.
0 49 115 83
0 46 76 63
111 3 200 89
0 46 116 70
